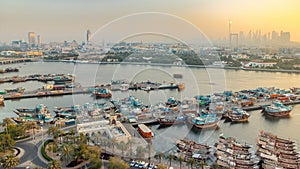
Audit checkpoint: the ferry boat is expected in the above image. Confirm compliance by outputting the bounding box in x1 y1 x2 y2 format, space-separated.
137 124 154 138
263 101 292 117
94 88 112 98
188 113 220 129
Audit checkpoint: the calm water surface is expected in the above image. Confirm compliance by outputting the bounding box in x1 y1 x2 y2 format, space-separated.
1 62 300 151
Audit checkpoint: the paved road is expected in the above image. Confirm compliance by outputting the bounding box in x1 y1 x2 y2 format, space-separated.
16 139 48 169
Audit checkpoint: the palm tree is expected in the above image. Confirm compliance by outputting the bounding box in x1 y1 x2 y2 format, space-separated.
47 160 62 169
69 128 76 143
56 129 64 144
1 154 19 169
166 153 174 167
154 151 164 164
2 118 13 134
178 154 184 169
187 158 195 169
0 134 15 153
79 133 87 144
197 160 206 169
60 143 74 164
47 126 58 139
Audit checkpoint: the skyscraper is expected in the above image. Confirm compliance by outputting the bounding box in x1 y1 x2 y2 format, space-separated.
28 32 36 47
87 30 91 44
37 35 41 46
280 31 290 42
272 31 279 41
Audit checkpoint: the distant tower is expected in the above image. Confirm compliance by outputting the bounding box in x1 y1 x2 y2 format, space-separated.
28 32 36 47
86 30 91 44
37 35 41 46
228 20 232 47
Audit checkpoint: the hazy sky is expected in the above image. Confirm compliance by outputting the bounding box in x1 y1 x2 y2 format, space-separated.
1 0 300 43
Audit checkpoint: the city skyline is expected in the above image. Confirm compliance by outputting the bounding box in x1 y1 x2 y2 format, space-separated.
1 0 300 43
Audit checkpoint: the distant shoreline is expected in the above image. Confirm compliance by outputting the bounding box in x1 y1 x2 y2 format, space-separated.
42 59 300 74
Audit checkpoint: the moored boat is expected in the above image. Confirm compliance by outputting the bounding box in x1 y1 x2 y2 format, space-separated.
0 95 4 106
94 88 112 98
188 113 220 129
158 115 186 127
225 107 250 123
263 101 292 117
137 124 154 138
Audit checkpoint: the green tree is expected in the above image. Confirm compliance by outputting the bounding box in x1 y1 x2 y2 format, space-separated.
1 154 19 169
47 126 58 139
187 158 195 169
157 164 168 169
69 128 76 143
154 152 164 164
87 146 102 169
60 143 73 163
56 129 64 144
197 160 206 169
79 133 87 144
108 157 129 169
47 160 62 169
178 154 184 169
74 143 89 163
166 153 174 167
6 123 25 139
0 134 15 153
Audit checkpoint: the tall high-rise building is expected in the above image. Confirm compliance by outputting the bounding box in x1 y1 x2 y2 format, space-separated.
37 35 41 46
87 30 91 44
280 31 290 42
28 32 36 47
272 31 279 41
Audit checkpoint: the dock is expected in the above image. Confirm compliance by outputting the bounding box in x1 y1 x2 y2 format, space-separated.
3 88 92 100
0 58 37 65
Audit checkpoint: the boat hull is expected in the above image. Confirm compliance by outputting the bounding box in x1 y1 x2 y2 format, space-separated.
187 118 219 129
265 110 291 117
95 93 112 98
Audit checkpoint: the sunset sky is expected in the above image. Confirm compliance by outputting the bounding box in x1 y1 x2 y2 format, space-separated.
1 0 300 43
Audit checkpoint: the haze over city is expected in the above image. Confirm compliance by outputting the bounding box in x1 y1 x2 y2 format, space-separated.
1 0 300 43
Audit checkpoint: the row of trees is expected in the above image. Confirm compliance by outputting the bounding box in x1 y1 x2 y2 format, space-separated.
46 126 102 169
0 118 37 153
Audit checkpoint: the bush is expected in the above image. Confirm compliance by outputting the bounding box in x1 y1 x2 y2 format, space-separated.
14 134 30 140
41 139 54 161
